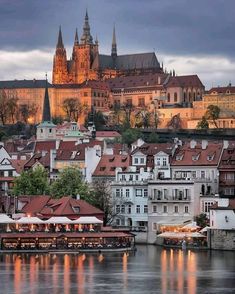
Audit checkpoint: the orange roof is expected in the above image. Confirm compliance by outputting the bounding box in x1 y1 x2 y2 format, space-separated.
219 147 235 170
208 86 235 94
93 154 130 177
166 75 204 88
171 141 223 166
10 159 27 174
96 131 121 138
34 141 56 153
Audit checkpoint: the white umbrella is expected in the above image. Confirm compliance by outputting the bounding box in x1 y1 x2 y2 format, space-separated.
73 216 103 224
17 217 44 224
0 214 16 223
45 217 73 224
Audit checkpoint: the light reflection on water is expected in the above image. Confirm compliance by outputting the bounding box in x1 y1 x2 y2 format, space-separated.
0 245 234 294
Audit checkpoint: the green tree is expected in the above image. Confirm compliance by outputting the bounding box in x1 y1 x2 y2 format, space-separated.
195 213 208 228
50 167 92 200
13 166 49 196
197 116 209 130
7 97 19 124
205 105 220 128
146 132 159 143
19 103 38 124
52 116 64 125
121 128 142 147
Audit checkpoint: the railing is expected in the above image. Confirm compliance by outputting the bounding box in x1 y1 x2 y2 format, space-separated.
149 195 191 202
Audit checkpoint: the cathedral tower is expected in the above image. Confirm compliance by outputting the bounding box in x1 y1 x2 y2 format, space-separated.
52 26 68 84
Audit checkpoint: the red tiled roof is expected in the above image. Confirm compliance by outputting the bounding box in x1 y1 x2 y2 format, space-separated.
0 177 14 182
80 80 110 90
20 195 104 218
93 154 130 177
131 143 174 156
166 75 204 88
10 159 27 174
208 86 235 94
34 141 56 153
108 73 167 90
96 131 121 138
210 199 235 210
24 152 50 169
219 148 235 170
171 141 223 166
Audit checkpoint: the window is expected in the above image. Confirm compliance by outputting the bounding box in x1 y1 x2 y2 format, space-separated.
153 223 157 231
144 205 148 213
174 205 179 213
9 171 13 177
136 189 142 197
191 171 196 178
126 189 130 197
163 157 167 166
163 205 168 213
204 202 214 213
184 206 189 213
136 205 141 213
174 92 177 102
134 158 138 164
156 157 160 166
49 128 52 133
201 171 205 179
167 93 170 102
144 189 148 197
138 98 145 107
152 205 157 213
116 219 120 226
116 189 120 197
140 157 145 164
116 205 120 213
128 205 132 214
135 175 139 181
121 205 125 214
40 129 43 133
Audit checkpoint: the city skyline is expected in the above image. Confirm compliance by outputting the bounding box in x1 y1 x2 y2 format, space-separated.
0 0 235 88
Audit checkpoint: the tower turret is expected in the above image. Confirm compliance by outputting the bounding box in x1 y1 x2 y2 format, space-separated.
42 77 51 122
80 10 93 44
111 25 117 58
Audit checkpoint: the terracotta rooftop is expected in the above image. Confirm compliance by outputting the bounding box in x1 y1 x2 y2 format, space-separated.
166 75 204 88
10 159 27 174
34 141 56 153
20 196 104 219
93 154 130 177
96 131 121 138
219 147 235 170
131 143 175 156
171 141 223 166
208 86 235 94
80 80 110 90
24 152 50 169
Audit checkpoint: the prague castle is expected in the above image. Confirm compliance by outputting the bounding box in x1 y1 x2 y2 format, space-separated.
52 11 163 84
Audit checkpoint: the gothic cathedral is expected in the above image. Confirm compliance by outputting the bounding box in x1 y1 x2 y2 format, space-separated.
52 11 163 85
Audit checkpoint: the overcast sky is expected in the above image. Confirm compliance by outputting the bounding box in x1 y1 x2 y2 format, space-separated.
0 0 235 89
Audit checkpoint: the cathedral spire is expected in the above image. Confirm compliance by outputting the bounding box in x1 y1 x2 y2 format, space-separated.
57 26 64 48
80 9 93 44
74 28 79 45
111 25 117 57
42 75 51 122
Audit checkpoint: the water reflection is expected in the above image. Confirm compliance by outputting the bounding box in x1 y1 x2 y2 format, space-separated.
0 246 234 294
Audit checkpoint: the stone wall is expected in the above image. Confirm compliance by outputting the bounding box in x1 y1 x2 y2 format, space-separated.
208 229 235 250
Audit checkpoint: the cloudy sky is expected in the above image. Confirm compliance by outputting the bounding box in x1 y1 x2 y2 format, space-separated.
0 0 234 89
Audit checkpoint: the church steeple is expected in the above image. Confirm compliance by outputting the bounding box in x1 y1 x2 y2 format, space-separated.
74 28 79 46
42 76 51 122
57 26 64 48
111 25 117 57
80 9 93 44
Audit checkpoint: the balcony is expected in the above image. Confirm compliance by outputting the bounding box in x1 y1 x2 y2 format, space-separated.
149 195 191 202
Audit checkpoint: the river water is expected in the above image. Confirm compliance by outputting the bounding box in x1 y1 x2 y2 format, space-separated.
0 245 234 294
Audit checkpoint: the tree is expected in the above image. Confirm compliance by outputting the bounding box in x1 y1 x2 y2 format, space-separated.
7 97 19 124
50 167 92 200
195 213 208 228
167 113 182 130
91 180 114 225
205 105 220 128
13 166 50 196
146 132 159 143
62 98 87 122
19 103 38 124
52 116 64 125
85 110 107 130
121 128 142 147
0 90 9 125
197 116 209 130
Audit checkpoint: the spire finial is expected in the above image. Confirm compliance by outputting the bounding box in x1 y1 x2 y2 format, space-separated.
42 76 51 122
80 9 93 44
74 28 79 45
57 26 64 48
111 24 117 57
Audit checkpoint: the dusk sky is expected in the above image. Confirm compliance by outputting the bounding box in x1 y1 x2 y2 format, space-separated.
0 0 235 89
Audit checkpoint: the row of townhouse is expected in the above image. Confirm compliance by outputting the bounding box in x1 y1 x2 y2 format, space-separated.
108 139 235 243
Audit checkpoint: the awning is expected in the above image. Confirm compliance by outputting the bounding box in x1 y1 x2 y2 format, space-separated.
72 217 103 224
157 232 206 239
0 214 16 223
17 217 44 224
182 222 201 230
157 218 191 227
45 217 73 224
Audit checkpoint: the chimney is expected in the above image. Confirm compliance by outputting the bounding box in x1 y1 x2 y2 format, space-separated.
190 140 197 149
158 76 161 85
223 140 229 149
201 140 208 150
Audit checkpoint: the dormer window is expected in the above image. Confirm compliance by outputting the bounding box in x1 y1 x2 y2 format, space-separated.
207 153 215 161
192 153 200 161
72 206 80 213
176 154 184 161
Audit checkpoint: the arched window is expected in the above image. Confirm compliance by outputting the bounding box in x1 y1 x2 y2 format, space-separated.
174 92 177 102
188 92 191 102
183 92 186 102
167 93 170 102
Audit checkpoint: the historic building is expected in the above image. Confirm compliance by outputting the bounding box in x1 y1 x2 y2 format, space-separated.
52 11 163 85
